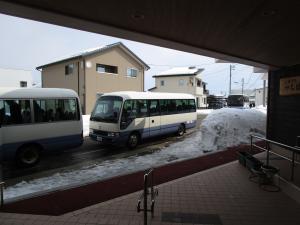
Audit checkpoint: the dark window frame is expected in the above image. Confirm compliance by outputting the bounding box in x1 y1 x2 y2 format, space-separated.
20 81 27 87
96 64 118 74
65 64 74 75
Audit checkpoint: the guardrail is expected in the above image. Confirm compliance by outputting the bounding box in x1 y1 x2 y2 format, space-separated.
137 168 158 225
0 181 4 207
251 135 300 182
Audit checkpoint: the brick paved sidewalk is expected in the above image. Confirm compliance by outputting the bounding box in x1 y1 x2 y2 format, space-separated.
1 161 300 225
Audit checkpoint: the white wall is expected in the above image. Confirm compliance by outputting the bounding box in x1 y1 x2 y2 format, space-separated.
151 75 207 108
0 68 33 88
255 87 268 106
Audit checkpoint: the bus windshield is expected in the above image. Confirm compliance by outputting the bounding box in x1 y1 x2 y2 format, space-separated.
227 95 247 107
90 96 123 123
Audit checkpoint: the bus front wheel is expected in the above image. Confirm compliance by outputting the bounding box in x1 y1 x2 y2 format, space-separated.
127 132 139 149
17 145 41 167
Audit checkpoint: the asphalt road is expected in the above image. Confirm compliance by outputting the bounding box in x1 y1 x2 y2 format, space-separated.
2 115 204 185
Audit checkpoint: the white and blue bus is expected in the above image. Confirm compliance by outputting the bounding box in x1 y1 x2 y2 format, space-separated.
89 91 197 148
0 88 83 166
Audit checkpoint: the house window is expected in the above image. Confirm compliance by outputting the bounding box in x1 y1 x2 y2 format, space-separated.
65 64 74 75
160 80 165 86
127 68 138 77
197 80 202 87
179 79 185 86
96 64 118 74
20 81 27 87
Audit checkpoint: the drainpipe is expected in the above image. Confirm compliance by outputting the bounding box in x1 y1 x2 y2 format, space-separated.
36 68 43 87
77 61 80 96
83 58 86 114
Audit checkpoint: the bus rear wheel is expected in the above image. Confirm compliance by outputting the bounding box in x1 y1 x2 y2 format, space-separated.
127 132 139 149
17 145 41 167
177 124 185 136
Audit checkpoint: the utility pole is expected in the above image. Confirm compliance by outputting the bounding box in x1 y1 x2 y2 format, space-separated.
263 79 266 107
241 78 244 95
229 64 234 95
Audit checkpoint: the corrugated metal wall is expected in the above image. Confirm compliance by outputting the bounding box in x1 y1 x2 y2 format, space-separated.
267 65 300 146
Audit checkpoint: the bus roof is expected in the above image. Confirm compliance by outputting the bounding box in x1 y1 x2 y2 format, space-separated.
101 91 196 100
0 88 79 99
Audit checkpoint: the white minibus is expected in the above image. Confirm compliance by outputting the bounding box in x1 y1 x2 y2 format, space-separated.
0 88 83 166
89 91 197 148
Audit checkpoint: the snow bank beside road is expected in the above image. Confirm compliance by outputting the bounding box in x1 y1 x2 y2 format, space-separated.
82 115 90 137
199 108 266 151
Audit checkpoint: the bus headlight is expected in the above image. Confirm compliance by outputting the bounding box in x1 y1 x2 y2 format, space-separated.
107 132 119 137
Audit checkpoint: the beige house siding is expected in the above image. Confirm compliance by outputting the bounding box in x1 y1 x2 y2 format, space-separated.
153 76 195 95
42 59 79 92
41 59 86 112
84 48 144 113
41 46 146 114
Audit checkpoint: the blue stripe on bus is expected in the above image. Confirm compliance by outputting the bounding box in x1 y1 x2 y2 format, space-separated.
89 120 197 144
1 134 83 161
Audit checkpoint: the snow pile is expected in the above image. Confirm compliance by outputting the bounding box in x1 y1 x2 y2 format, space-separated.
4 108 266 199
82 115 90 137
197 109 214 115
199 108 266 151
254 105 267 114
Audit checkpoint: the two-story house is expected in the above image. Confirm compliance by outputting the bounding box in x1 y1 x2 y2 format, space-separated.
37 42 150 114
149 67 208 108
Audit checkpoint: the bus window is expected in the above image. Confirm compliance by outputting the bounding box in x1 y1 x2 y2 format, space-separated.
182 100 189 113
63 99 78 120
159 100 168 115
91 96 122 123
188 99 196 112
136 100 148 118
176 100 183 112
1 100 31 125
167 100 177 114
149 100 160 116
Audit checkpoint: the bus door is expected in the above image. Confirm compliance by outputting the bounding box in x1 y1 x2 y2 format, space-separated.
148 100 161 137
134 100 150 139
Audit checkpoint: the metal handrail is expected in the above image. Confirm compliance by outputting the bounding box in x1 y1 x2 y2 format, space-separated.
251 135 300 153
251 135 300 181
0 182 4 207
137 168 158 225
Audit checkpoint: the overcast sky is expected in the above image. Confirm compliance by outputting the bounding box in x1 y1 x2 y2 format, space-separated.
0 13 265 94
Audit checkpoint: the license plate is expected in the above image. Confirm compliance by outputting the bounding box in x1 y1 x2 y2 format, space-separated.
97 136 102 142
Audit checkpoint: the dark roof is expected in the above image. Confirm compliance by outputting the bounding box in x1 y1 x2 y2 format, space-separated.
148 87 157 91
36 42 150 70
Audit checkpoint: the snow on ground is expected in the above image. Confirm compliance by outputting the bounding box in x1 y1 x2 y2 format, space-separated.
82 115 90 137
254 105 267 114
4 108 266 200
197 109 214 115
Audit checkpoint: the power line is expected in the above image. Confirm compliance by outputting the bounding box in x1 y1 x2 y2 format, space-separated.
147 62 217 68
245 74 261 89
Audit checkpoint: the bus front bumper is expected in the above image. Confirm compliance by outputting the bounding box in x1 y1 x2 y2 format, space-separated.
89 132 127 145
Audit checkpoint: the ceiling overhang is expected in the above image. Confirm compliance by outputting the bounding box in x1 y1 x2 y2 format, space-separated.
1 0 299 71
